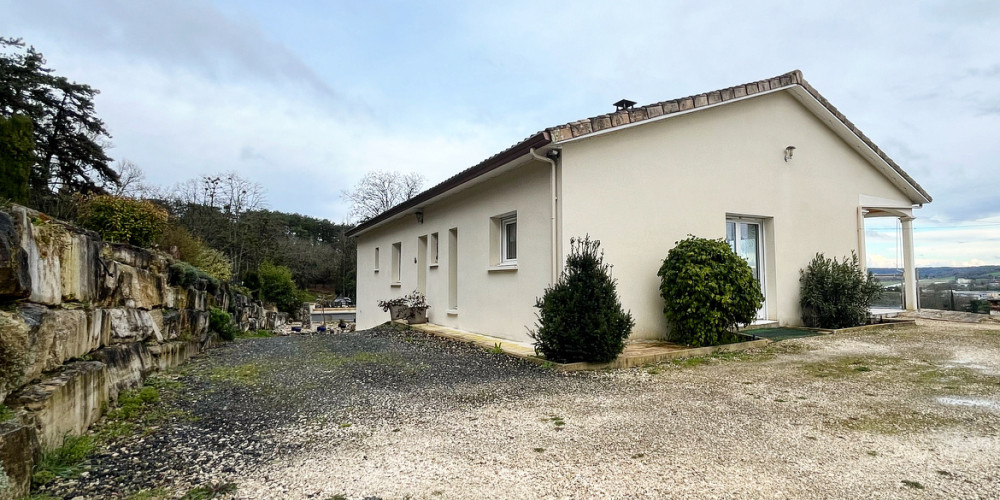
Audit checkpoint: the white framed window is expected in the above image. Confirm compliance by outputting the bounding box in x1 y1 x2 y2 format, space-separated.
500 214 517 264
391 242 402 284
430 232 439 266
374 247 380 272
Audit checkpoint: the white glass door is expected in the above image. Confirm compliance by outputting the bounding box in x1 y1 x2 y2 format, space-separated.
726 219 766 320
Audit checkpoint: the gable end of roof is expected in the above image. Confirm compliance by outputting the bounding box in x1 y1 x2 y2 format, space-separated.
545 70 931 203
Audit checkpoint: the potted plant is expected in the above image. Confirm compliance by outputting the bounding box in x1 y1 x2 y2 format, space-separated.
378 292 431 324
402 291 430 324
378 297 408 321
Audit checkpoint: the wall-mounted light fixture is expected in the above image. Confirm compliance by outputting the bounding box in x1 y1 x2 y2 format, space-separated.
415 210 424 224
784 146 796 162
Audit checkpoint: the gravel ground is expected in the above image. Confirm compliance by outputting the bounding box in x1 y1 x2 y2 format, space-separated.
37 320 1000 499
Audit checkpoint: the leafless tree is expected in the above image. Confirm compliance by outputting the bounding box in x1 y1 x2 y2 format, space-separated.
103 159 151 198
342 170 426 223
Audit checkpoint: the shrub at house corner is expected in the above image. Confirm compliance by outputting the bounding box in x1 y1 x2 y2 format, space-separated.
799 252 882 329
658 236 763 347
530 236 634 363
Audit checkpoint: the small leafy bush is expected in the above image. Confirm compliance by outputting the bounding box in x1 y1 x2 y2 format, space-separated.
157 223 203 262
168 261 220 292
208 307 239 341
248 262 304 315
77 195 168 247
530 236 634 363
799 252 882 328
193 246 233 282
658 236 763 347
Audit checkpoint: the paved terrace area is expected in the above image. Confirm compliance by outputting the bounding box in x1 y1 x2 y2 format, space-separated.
408 322 772 370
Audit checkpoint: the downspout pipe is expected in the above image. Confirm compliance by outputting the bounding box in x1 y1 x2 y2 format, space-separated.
529 148 559 284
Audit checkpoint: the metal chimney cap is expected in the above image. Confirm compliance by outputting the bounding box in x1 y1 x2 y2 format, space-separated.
613 99 637 111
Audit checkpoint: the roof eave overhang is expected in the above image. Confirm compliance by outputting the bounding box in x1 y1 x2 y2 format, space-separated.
346 131 552 238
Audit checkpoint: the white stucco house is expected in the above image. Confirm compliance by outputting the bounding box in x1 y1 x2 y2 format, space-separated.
347 70 931 343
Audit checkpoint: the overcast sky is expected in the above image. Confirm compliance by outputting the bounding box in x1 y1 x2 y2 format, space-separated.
2 0 998 267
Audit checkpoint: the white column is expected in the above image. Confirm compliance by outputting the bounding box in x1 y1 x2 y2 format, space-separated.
857 207 867 272
900 216 918 311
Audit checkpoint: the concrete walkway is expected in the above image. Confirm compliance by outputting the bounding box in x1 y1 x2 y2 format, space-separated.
405 322 771 371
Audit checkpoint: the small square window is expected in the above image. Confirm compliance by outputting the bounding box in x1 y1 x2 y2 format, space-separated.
501 215 516 264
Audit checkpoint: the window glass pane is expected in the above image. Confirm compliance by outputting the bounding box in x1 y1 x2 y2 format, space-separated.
505 221 517 260
726 222 736 252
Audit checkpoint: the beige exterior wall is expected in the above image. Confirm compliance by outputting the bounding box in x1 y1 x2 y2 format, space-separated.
355 161 554 342
559 90 914 338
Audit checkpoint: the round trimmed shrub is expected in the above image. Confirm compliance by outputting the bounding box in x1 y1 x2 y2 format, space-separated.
799 252 882 328
530 236 635 363
657 236 763 346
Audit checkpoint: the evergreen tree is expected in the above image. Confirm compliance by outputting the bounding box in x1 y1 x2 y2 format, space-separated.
530 236 634 363
0 37 115 196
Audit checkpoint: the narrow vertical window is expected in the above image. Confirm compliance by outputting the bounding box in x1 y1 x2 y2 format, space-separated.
374 247 380 272
391 242 401 284
501 215 517 264
448 228 458 310
430 232 439 265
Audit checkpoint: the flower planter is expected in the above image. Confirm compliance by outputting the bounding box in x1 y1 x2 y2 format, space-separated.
405 306 429 325
388 304 408 321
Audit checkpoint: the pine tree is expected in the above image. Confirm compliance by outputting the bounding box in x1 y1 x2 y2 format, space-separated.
530 236 634 363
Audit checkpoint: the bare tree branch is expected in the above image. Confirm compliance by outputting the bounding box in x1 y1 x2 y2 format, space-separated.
342 170 426 223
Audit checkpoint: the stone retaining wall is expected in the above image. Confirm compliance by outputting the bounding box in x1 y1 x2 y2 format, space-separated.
0 205 286 499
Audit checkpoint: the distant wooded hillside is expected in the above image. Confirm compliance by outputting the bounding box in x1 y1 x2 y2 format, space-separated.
869 266 1000 279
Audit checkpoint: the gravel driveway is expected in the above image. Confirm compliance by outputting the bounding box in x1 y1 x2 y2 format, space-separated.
37 320 1000 499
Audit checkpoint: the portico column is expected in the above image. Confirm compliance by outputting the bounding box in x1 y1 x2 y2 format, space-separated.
900 216 918 311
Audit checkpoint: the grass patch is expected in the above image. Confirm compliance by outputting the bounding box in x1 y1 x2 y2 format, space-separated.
672 357 710 368
126 487 172 500
901 480 924 490
309 351 408 370
544 416 566 427
179 482 237 500
209 363 264 385
801 356 902 378
534 447 545 453
238 329 275 339
97 378 194 442
31 434 95 486
839 408 961 435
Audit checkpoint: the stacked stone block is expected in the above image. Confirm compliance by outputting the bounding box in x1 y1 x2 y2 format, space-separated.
0 205 285 499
